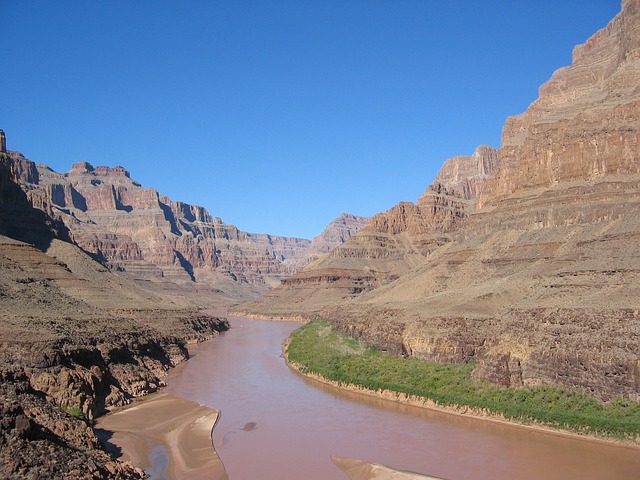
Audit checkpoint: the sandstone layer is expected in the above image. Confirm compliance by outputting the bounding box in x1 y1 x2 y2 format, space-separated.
241 0 640 402
282 212 371 272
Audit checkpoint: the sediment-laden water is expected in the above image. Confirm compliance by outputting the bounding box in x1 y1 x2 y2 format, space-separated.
164 315 640 479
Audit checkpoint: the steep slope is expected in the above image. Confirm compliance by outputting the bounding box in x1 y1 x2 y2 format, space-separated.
10 153 311 300
235 145 500 319
322 0 640 401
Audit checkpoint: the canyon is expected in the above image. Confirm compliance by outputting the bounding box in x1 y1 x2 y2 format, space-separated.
1 0 639 477
0 131 369 477
0 145 230 478
8 150 367 302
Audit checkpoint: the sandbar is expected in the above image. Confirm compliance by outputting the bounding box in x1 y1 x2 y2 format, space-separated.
95 393 227 480
332 456 444 480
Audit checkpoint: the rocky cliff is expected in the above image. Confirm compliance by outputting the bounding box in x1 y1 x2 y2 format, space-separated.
9 153 311 301
330 1 640 401
0 149 229 478
478 0 640 207
242 1 640 402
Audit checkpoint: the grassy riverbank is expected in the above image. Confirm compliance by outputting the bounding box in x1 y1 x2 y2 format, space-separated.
286 319 640 440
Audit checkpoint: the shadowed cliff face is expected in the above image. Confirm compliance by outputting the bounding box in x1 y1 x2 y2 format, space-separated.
0 151 69 250
0 234 230 477
241 1 640 401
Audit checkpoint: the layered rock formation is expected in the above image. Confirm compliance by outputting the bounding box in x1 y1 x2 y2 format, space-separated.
280 212 371 272
479 0 640 207
243 1 640 401
0 149 229 477
9 153 312 301
236 145 500 319
305 213 371 259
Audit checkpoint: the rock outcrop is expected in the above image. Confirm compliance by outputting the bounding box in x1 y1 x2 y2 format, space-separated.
329 1 640 401
280 212 371 272
243 1 640 402
479 0 640 207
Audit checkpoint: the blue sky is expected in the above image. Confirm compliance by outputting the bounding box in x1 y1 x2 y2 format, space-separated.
1 1 620 239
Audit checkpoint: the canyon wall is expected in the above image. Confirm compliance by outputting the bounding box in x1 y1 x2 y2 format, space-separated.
9 153 313 300
330 1 640 401
235 145 500 319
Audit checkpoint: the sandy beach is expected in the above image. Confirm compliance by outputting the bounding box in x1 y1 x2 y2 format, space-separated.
95 393 227 480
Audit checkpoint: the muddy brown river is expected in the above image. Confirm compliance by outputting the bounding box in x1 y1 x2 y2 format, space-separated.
163 315 640 479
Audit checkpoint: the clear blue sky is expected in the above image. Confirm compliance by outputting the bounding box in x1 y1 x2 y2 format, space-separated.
1 1 620 239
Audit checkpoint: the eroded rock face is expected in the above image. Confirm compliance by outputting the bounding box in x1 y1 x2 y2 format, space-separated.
478 0 640 208
10 154 311 299
281 213 371 273
306 213 371 258
0 238 230 477
325 1 640 401
0 149 230 476
0 370 145 479
433 145 501 202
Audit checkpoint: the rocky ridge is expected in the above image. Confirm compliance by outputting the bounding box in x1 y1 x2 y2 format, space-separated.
239 0 640 402
281 212 371 272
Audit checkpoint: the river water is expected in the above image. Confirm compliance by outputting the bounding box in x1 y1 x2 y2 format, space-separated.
164 315 640 480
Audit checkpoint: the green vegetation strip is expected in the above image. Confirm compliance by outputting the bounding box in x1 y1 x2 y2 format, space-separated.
286 319 640 439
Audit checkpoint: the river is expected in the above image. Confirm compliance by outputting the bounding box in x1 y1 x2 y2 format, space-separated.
163 315 640 479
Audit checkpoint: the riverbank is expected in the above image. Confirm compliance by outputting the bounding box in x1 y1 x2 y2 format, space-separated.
95 392 228 479
283 320 640 451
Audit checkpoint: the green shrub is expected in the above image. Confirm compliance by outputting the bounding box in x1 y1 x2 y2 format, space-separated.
286 319 640 439
60 403 86 421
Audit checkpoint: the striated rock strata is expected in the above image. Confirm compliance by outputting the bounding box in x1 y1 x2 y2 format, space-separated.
281 212 370 272
325 0 640 401
10 153 311 301
235 145 500 320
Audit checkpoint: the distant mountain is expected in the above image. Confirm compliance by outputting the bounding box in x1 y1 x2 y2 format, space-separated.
236 0 640 401
281 212 371 273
